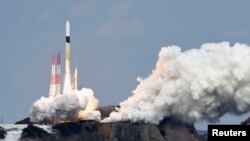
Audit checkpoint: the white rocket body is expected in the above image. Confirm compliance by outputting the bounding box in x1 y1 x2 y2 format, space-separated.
63 21 72 95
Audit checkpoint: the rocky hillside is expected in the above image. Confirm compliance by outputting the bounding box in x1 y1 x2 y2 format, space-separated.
10 106 208 141
241 117 250 125
0 126 6 139
0 106 221 141
19 119 203 141
6 106 250 141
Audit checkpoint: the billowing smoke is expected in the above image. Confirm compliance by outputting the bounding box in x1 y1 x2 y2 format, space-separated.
29 88 100 123
103 42 250 124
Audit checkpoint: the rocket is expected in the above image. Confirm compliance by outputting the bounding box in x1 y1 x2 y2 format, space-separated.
49 52 61 97
63 21 72 95
65 21 70 61
49 21 80 96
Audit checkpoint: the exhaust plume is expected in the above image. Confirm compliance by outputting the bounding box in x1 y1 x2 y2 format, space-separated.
29 88 100 123
103 42 250 124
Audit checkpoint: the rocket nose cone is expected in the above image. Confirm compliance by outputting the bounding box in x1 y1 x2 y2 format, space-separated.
66 21 70 36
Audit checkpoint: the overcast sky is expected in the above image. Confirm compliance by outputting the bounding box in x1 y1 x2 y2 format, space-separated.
1 0 250 130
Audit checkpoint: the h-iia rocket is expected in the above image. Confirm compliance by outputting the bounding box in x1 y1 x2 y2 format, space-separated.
63 21 72 95
49 21 78 97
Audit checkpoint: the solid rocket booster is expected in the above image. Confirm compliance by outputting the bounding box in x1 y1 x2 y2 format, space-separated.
63 21 72 95
72 65 78 92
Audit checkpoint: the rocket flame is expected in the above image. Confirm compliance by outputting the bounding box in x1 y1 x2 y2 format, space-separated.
78 88 100 120
78 110 87 119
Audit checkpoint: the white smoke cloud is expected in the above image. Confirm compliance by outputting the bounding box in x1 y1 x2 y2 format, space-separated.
29 88 100 123
103 42 250 124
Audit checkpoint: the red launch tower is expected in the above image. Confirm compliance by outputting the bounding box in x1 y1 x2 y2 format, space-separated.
49 52 61 97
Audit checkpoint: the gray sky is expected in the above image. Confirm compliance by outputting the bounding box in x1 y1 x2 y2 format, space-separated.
0 0 250 130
